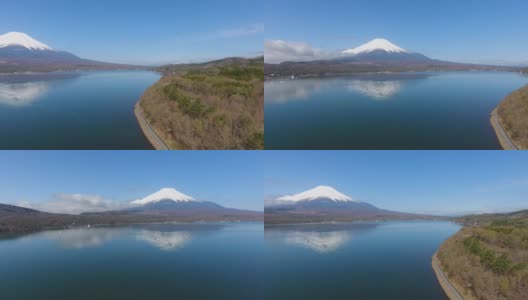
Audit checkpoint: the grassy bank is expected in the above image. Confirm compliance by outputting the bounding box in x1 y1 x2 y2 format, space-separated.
494 84 528 149
138 57 264 150
436 213 528 299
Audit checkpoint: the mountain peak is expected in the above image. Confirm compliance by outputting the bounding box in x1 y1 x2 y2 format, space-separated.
276 185 356 202
343 38 407 55
0 32 52 51
130 188 197 206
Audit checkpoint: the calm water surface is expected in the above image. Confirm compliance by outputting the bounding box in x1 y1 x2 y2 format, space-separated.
265 72 528 149
0 223 263 300
265 221 460 300
0 71 160 149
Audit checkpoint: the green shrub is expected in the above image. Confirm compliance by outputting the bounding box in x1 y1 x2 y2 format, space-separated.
464 236 482 255
245 132 264 149
219 66 264 81
163 84 215 119
492 254 512 274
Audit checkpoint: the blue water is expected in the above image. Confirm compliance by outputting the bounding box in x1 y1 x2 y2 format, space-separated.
0 71 160 149
0 223 264 300
265 72 528 149
265 221 461 300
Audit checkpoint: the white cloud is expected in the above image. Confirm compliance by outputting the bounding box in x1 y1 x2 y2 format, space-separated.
19 193 126 215
265 39 337 64
218 23 264 38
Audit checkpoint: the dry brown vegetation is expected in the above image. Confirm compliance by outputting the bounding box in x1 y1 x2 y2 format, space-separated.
497 84 528 149
139 57 264 149
438 220 528 300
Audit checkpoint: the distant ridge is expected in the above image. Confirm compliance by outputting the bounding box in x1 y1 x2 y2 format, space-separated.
0 31 142 73
265 38 519 77
265 185 444 224
0 189 263 234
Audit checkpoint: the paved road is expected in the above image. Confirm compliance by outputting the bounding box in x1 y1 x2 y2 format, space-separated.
491 109 518 150
134 103 170 150
433 254 464 300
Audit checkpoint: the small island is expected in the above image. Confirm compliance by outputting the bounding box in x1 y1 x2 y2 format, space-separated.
136 57 264 150
435 210 528 300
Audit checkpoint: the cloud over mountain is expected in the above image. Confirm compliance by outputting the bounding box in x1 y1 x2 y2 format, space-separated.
265 40 336 63
19 193 125 215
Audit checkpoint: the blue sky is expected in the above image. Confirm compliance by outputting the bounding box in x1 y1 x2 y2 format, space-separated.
265 151 528 216
265 0 528 65
2 0 262 65
2 151 527 216
0 151 263 211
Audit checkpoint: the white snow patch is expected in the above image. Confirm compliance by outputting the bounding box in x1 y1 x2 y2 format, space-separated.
0 32 52 50
343 38 407 55
131 188 197 205
276 186 357 202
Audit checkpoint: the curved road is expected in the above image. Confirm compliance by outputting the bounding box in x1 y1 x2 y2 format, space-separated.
432 253 464 300
490 109 518 150
134 103 170 150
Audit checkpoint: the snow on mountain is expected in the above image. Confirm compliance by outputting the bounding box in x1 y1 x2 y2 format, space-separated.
130 188 197 205
343 38 407 55
276 186 357 202
0 32 52 51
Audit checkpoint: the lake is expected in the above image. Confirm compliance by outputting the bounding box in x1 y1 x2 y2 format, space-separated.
265 221 460 300
265 72 528 149
0 222 264 300
0 71 160 149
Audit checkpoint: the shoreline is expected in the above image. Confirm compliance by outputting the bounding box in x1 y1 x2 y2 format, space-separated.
134 101 170 150
264 67 523 81
0 220 264 237
490 108 518 150
432 252 464 300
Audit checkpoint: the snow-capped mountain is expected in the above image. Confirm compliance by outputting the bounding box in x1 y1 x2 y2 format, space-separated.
343 38 407 55
131 188 197 205
339 38 431 63
0 32 82 63
0 32 52 50
123 188 262 220
267 185 378 211
276 186 356 202
0 31 135 73
264 185 436 224
128 188 224 213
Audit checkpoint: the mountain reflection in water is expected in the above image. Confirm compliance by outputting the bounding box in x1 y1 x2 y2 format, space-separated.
0 82 49 105
347 80 402 99
136 230 192 250
31 223 227 251
265 73 431 103
265 223 379 253
0 73 80 106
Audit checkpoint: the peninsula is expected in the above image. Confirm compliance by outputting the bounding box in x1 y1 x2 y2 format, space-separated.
136 57 264 150
434 210 528 300
491 82 528 150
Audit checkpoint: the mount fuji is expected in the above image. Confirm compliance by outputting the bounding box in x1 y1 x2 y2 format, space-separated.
126 188 225 213
0 32 137 72
0 187 262 233
339 38 431 63
265 185 440 224
113 188 262 220
264 37 516 77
